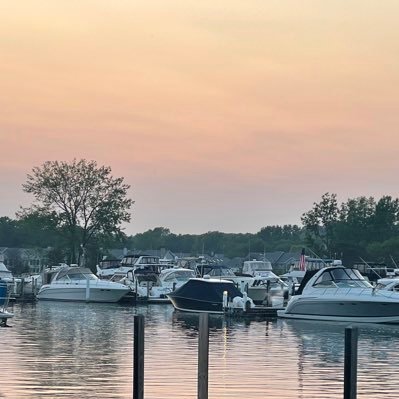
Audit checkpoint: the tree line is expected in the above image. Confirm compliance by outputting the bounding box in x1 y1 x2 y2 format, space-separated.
1 159 399 272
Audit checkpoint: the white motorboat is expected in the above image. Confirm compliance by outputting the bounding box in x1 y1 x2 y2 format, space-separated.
96 254 168 279
37 265 130 303
123 267 171 303
278 265 399 323
241 260 289 304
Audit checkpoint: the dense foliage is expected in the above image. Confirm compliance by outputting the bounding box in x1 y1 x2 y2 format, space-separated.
21 159 133 264
302 193 399 265
2 188 399 269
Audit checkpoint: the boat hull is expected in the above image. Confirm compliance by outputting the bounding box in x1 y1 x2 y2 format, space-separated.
168 295 224 314
37 285 129 303
278 298 399 323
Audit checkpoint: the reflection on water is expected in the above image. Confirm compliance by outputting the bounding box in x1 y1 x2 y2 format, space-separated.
1 302 399 398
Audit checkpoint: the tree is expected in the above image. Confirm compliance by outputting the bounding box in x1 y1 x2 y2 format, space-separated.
22 159 133 264
301 193 339 255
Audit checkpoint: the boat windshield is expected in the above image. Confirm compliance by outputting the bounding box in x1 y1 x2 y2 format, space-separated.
57 272 98 282
98 260 121 270
313 268 372 288
205 267 236 277
162 270 195 282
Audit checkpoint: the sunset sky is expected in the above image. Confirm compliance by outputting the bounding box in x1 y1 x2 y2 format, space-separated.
1 1 399 234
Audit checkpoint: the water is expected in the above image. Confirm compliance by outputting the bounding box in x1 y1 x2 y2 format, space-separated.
2 302 399 398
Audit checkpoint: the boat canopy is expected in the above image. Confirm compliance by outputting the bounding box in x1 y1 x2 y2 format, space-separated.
161 269 196 282
173 278 242 302
311 267 372 289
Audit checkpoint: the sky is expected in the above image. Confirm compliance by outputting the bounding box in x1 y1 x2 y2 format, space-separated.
1 1 399 235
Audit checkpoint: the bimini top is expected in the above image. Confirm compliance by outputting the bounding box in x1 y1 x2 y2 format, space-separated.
169 278 242 302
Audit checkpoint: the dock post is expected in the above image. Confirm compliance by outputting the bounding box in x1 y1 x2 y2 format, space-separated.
133 314 145 399
198 313 209 399
344 326 358 399
85 276 90 302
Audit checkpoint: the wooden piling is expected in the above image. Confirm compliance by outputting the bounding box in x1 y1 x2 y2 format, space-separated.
344 326 358 399
133 314 145 399
198 313 209 399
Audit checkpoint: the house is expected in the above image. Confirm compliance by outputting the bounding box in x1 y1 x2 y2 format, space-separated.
0 247 49 274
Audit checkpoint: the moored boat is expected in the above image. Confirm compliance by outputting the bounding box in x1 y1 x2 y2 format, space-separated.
167 277 252 314
37 265 130 303
278 265 399 323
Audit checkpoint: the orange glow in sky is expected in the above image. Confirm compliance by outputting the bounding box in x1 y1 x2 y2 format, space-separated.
1 1 399 233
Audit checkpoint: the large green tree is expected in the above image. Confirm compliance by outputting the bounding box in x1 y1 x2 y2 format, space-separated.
22 159 133 264
301 192 339 255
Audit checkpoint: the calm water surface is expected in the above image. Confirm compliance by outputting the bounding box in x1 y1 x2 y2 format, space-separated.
1 302 399 398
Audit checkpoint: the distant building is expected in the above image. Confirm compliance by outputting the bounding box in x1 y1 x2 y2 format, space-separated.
0 247 49 274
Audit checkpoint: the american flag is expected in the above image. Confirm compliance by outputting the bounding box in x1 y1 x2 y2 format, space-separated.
298 248 306 271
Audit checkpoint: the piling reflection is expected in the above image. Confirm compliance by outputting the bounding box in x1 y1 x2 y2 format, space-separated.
3 303 399 399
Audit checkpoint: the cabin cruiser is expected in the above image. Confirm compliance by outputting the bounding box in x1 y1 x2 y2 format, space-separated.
242 260 274 277
116 266 171 303
167 277 254 314
241 260 289 304
96 255 168 279
37 265 130 302
278 266 399 323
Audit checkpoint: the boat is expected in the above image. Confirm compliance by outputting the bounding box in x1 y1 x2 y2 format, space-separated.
240 260 289 304
0 258 17 297
96 254 169 279
0 280 14 326
375 277 399 292
0 260 14 283
167 277 253 314
278 265 399 323
37 265 130 303
123 266 171 303
158 267 196 291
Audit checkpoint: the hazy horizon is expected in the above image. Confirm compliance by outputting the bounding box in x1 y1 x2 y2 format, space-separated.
1 1 399 235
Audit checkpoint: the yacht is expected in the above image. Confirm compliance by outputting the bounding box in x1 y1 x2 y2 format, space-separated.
37 265 130 302
241 260 289 304
123 266 171 303
96 254 168 279
278 265 399 323
167 277 253 314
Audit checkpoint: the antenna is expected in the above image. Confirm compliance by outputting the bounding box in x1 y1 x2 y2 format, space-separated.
359 257 382 279
390 255 399 269
306 247 329 268
248 239 251 261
